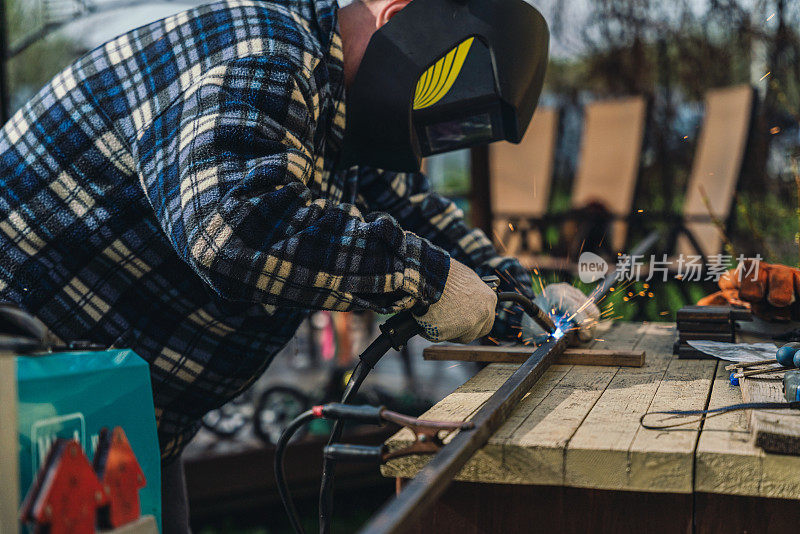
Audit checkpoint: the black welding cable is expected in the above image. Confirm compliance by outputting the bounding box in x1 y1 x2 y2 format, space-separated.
276 409 318 534
320 331 394 534
640 401 800 430
318 361 371 534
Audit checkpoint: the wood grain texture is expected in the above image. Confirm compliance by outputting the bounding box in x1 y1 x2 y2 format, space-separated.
739 372 800 455
693 352 800 500
564 323 708 493
385 321 800 500
386 323 697 492
695 363 763 497
423 345 646 367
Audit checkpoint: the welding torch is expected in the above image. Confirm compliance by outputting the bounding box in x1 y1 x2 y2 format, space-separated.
308 279 559 534
481 275 557 335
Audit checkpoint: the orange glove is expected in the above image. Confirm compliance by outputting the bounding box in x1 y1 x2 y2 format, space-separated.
698 261 800 321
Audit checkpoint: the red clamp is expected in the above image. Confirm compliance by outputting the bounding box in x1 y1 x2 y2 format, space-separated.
20 426 146 533
20 440 109 534
94 427 146 529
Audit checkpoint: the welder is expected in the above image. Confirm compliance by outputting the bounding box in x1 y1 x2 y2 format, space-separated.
0 0 598 530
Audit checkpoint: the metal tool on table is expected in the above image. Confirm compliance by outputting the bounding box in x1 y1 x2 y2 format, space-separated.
784 370 800 402
689 340 800 380
640 340 800 434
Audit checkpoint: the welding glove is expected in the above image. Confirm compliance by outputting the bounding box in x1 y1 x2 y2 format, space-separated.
699 261 800 321
414 259 498 343
522 283 600 344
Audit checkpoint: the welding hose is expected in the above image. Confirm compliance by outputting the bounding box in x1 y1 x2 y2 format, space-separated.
278 403 390 534
640 401 800 430
318 293 556 533
319 312 418 534
276 409 317 534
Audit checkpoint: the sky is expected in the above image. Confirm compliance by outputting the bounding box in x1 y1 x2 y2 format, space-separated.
45 0 781 63
57 0 586 58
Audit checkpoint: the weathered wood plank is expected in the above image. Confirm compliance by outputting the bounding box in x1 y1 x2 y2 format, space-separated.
695 363 764 496
564 323 691 492
696 363 800 499
740 373 800 455
384 322 652 484
423 345 645 367
383 319 800 502
626 357 716 492
496 364 619 485
381 365 572 481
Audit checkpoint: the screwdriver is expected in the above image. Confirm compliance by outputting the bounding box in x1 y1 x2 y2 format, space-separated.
726 342 800 379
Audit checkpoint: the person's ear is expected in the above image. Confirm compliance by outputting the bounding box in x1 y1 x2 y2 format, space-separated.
375 0 411 28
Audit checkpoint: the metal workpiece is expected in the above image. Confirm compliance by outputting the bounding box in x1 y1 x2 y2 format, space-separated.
358 230 661 534
359 333 569 534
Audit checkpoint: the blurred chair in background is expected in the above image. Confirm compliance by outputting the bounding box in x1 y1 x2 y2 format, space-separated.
489 96 647 273
671 84 755 260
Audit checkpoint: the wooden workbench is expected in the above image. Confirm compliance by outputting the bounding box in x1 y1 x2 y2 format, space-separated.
383 322 800 534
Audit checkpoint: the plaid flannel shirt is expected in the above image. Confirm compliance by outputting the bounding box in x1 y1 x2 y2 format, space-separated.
0 0 533 458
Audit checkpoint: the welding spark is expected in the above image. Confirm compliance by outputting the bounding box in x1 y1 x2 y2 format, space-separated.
767 12 775 21
447 363 462 370
760 71 771 82
492 229 508 253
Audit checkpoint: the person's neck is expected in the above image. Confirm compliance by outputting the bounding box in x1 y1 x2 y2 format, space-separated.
338 1 377 87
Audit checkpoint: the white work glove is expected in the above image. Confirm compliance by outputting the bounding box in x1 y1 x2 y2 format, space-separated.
414 259 498 343
523 283 600 344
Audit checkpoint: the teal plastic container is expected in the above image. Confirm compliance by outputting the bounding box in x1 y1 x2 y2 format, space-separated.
17 349 161 531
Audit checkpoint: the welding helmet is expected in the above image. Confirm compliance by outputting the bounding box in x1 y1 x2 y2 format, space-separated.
338 0 550 172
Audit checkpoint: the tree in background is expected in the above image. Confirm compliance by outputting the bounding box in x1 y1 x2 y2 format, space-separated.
5 0 84 112
545 0 800 263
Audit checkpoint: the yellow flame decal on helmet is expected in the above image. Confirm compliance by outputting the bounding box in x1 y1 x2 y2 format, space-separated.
413 37 474 110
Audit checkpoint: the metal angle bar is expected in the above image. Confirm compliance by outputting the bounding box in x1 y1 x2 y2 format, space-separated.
358 230 660 534
359 334 568 534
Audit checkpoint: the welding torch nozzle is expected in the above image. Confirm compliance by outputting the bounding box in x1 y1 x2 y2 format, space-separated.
496 292 557 335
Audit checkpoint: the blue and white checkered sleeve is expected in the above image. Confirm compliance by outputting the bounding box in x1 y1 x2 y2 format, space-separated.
135 55 449 314
357 167 534 340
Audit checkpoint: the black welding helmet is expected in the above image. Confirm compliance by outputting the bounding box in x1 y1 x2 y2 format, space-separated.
338 0 550 172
